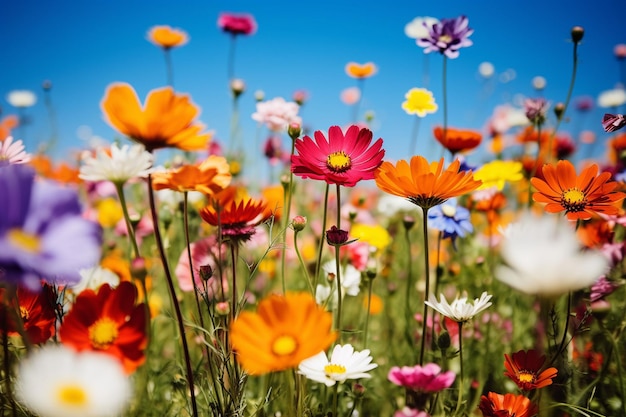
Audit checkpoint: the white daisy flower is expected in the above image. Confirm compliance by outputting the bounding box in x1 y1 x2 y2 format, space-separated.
79 143 154 185
0 136 31 165
598 87 626 109
495 211 608 297
298 344 377 386
425 291 492 323
16 345 131 417
404 16 439 39
71 266 120 294
6 90 37 108
322 260 361 296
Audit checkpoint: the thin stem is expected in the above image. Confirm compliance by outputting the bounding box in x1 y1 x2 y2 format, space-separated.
332 383 339 417
547 292 572 368
363 277 373 349
230 243 239 321
455 322 465 415
183 192 207 331
43 87 58 152
313 184 330 291
164 49 174 87
334 241 343 343
281 139 296 294
404 223 415 352
440 56 448 160
147 173 198 417
294 230 314 294
527 124 542 208
114 182 141 259
228 35 237 81
409 116 422 155
419 207 431 366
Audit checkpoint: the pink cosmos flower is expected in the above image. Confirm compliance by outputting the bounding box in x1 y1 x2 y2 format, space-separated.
217 13 257 36
175 236 228 298
252 97 301 132
0 136 30 165
291 125 385 187
388 363 455 392
340 87 361 105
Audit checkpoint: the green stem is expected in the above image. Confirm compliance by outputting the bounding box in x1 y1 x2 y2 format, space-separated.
230 243 239 320
455 322 465 415
281 139 296 294
419 207 431 366
332 383 339 417
363 277 373 349
147 173 198 417
313 184 330 291
334 241 343 343
114 182 140 259
293 229 314 294
440 56 448 160
183 192 206 328
527 123 542 208
404 223 415 353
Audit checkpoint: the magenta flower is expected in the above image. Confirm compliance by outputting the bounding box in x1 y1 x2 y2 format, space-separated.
602 113 626 133
291 125 385 187
388 363 455 392
416 15 473 59
217 13 257 36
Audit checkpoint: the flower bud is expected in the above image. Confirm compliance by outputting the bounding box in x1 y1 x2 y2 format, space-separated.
230 78 246 99
130 257 148 281
199 264 214 281
287 122 302 140
254 90 265 102
438 331 451 350
215 301 230 316
571 26 584 44
292 215 307 232
42 80 52 91
554 102 566 120
326 225 349 246
403 215 415 231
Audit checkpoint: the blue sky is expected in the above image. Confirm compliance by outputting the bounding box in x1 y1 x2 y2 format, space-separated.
2 0 625 171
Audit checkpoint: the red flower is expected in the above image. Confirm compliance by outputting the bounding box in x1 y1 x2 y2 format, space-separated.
504 349 558 391
479 392 537 417
59 282 147 374
217 13 257 36
291 125 385 187
0 284 57 344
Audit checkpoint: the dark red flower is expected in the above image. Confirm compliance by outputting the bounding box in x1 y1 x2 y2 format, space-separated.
479 392 537 417
0 283 57 344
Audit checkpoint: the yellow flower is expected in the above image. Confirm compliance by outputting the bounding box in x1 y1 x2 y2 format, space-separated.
474 160 523 190
402 88 438 117
230 292 336 375
96 198 123 228
350 223 391 251
147 25 188 49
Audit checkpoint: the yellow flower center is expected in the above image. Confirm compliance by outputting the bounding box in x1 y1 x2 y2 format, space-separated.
7 229 41 253
88 318 119 349
19 306 29 322
272 335 297 356
518 371 535 384
441 204 457 217
57 384 88 407
324 364 347 376
561 188 586 212
439 34 452 43
327 151 352 173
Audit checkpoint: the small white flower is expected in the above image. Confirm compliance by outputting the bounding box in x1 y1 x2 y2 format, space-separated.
251 97 301 132
478 62 495 78
425 291 492 323
376 195 420 217
404 16 439 39
322 260 361 296
598 88 626 109
16 345 131 417
298 344 377 386
7 90 37 108
79 143 154 185
71 266 120 294
0 136 31 165
495 211 608 297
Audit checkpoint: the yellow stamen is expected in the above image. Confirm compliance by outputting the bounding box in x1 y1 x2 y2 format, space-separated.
561 188 586 212
327 151 351 173
324 364 347 376
438 34 452 43
57 384 88 406
88 318 119 349
272 335 297 356
518 372 535 383
7 229 41 253
19 306 29 322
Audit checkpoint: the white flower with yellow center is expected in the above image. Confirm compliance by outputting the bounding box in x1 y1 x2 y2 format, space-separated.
16 345 131 417
79 143 154 185
298 344 377 386
425 291 492 323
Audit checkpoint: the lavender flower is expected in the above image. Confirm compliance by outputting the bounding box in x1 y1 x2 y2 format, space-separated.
590 276 619 302
416 15 473 59
602 113 626 133
427 199 473 246
0 165 102 289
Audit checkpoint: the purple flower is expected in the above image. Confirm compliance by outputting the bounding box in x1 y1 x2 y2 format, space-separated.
388 363 455 392
590 276 619 302
602 113 626 133
416 15 473 59
524 97 549 125
427 200 473 245
0 165 102 290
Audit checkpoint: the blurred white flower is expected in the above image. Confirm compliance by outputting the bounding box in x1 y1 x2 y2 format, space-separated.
322 260 361 296
376 194 420 216
251 97 301 132
71 266 120 294
495 211 609 297
298 344 377 386
0 136 31 165
404 16 439 39
425 291 492 323
7 90 37 108
478 62 495 78
79 143 154 185
598 88 626 108
16 345 131 417
532 76 547 91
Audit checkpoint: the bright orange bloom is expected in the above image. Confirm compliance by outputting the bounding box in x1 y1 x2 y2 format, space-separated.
433 126 482 155
345 62 377 79
59 282 147 374
29 154 54 177
0 115 19 140
230 292 336 375
609 132 626 164
200 192 268 243
375 156 482 209
261 184 284 221
504 349 558 391
50 162 81 184
147 25 188 49
479 392 537 417
101 82 211 152
0 284 57 345
531 160 625 220
151 155 231 195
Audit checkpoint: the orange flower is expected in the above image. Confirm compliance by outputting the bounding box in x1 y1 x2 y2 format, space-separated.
504 349 558 391
29 154 54 177
200 192 267 243
0 284 57 345
479 392 537 417
345 62 377 79
261 184 284 221
147 25 188 49
230 292 336 375
59 282 147 374
531 160 625 220
151 155 231 195
433 126 482 155
375 156 482 209
101 82 211 152
0 115 19 140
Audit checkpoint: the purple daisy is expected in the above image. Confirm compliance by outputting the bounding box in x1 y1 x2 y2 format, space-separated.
416 15 473 59
427 199 473 245
0 165 102 290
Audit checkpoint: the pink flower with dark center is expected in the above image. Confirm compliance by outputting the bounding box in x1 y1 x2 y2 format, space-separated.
217 13 257 36
388 363 455 392
291 125 385 187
